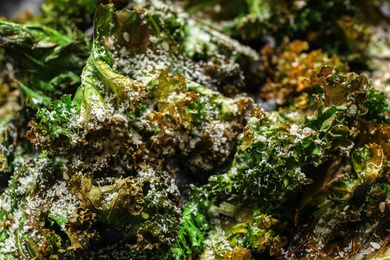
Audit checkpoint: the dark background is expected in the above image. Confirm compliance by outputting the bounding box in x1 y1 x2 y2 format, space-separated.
0 0 45 18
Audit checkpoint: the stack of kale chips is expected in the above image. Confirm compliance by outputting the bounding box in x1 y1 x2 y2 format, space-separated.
1 0 390 259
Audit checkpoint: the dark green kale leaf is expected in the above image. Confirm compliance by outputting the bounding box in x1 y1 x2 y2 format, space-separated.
37 0 101 33
361 88 390 124
0 18 90 110
197 66 370 211
164 192 287 259
68 166 181 255
169 65 379 259
0 152 81 259
27 3 253 173
173 0 385 68
0 49 37 178
169 198 211 259
284 71 390 259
